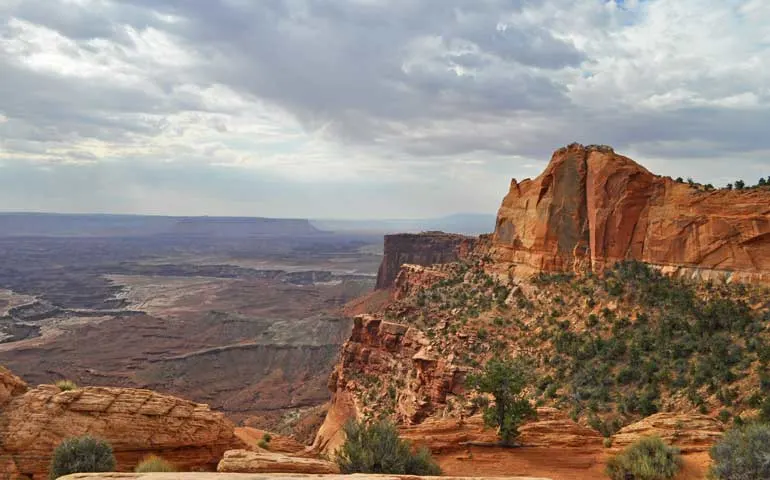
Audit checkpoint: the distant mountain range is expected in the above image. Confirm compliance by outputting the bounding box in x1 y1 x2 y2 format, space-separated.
310 213 495 235
0 212 320 237
0 212 495 238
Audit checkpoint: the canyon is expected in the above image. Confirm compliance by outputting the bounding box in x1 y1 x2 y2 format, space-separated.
4 145 770 479
0 216 382 440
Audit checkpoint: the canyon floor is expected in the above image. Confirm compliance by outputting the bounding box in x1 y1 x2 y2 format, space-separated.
0 222 382 440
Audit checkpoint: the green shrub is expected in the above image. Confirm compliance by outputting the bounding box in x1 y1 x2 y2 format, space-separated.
262 433 272 443
55 380 78 392
135 455 176 473
257 439 269 449
335 419 441 475
709 423 770 479
606 436 681 480
49 435 116 479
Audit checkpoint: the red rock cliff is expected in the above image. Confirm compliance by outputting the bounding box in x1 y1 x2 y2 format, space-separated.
376 232 475 289
491 143 770 282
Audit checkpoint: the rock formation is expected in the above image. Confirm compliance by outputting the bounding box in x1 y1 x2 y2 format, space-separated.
312 314 467 454
217 450 340 474
611 412 723 453
376 232 475 289
0 368 241 479
491 143 770 283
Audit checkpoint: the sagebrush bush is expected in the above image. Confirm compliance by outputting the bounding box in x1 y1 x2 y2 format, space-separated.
335 419 441 475
606 436 681 480
134 454 176 473
55 380 77 392
49 436 116 479
709 423 770 480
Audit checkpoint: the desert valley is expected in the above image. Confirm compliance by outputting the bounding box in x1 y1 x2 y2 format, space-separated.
2 144 770 480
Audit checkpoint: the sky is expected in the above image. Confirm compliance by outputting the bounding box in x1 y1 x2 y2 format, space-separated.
0 0 769 219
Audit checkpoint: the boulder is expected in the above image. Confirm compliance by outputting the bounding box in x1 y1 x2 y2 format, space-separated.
611 412 723 453
0 368 241 479
217 449 340 474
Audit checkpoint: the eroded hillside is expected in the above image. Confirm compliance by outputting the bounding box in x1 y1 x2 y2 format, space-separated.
324 257 770 440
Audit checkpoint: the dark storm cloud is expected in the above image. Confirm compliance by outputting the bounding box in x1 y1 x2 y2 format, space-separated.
110 0 581 126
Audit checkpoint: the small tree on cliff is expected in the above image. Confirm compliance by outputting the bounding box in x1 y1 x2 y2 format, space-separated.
467 357 536 446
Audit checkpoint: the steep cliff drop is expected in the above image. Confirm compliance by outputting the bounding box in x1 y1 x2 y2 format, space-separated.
375 232 475 289
490 143 770 282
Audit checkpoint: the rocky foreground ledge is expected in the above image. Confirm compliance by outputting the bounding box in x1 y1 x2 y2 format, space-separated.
61 475 552 480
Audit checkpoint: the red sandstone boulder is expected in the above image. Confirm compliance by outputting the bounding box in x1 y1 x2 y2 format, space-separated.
0 368 241 479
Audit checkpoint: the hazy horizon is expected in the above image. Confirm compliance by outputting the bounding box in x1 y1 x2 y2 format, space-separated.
1 1 769 218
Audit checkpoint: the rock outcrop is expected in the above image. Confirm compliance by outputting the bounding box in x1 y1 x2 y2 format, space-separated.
376 232 475 289
611 412 723 453
313 314 466 454
217 450 339 474
491 143 770 283
401 409 603 452
0 368 241 479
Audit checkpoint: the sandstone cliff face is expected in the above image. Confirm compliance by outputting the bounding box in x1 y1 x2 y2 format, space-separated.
313 314 466 454
491 143 770 282
376 232 475 289
0 368 241 479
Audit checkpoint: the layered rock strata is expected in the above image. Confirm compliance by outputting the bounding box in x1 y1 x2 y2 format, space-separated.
0 368 240 479
376 232 475 289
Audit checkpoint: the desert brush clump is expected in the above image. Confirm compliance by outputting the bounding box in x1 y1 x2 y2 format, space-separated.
49 435 116 479
55 379 78 391
709 422 770 480
335 419 441 475
257 432 272 449
134 454 176 473
606 436 682 480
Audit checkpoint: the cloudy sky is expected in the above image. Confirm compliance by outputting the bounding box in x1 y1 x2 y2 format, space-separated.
0 0 768 219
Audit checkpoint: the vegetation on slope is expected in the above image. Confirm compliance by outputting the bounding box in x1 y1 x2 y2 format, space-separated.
381 258 770 435
709 422 770 479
